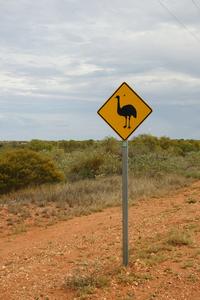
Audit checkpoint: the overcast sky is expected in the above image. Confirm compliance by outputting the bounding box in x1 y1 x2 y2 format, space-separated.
0 0 200 140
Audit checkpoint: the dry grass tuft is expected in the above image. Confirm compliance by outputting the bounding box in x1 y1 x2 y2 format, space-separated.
166 229 193 247
64 271 110 298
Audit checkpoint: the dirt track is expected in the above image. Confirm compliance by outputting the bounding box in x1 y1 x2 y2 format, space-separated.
0 181 200 300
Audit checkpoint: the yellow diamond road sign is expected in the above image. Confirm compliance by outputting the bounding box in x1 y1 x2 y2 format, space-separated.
97 82 152 140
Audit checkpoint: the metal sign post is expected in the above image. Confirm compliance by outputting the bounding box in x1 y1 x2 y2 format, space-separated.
122 140 128 266
97 82 152 267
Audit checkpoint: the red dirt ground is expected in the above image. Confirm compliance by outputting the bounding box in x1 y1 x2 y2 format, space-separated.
0 181 200 300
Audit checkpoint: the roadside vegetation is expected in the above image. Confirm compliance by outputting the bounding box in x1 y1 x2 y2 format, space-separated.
1 135 200 185
0 135 200 234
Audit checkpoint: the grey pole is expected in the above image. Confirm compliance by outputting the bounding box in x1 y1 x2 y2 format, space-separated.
122 140 128 266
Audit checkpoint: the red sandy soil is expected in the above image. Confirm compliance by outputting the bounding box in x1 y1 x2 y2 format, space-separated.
0 181 200 300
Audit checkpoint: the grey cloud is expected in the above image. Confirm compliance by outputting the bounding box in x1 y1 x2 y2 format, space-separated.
0 0 200 140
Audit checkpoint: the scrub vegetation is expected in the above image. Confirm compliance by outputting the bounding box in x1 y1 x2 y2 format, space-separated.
0 135 200 232
1 135 200 185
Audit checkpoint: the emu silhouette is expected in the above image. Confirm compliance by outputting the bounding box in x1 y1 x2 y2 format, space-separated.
115 95 137 128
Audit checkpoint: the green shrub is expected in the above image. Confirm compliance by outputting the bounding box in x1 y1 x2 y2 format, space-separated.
98 153 121 176
100 137 120 155
129 153 183 178
58 139 95 153
0 149 64 194
67 151 105 181
27 139 55 152
65 148 122 181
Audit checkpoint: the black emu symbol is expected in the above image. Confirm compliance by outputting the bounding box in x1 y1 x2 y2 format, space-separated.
115 95 137 129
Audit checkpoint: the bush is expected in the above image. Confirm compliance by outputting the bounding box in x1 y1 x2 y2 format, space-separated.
58 139 95 153
0 149 64 194
129 153 184 178
65 147 122 181
27 139 55 152
98 153 121 176
67 151 105 181
100 137 120 155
